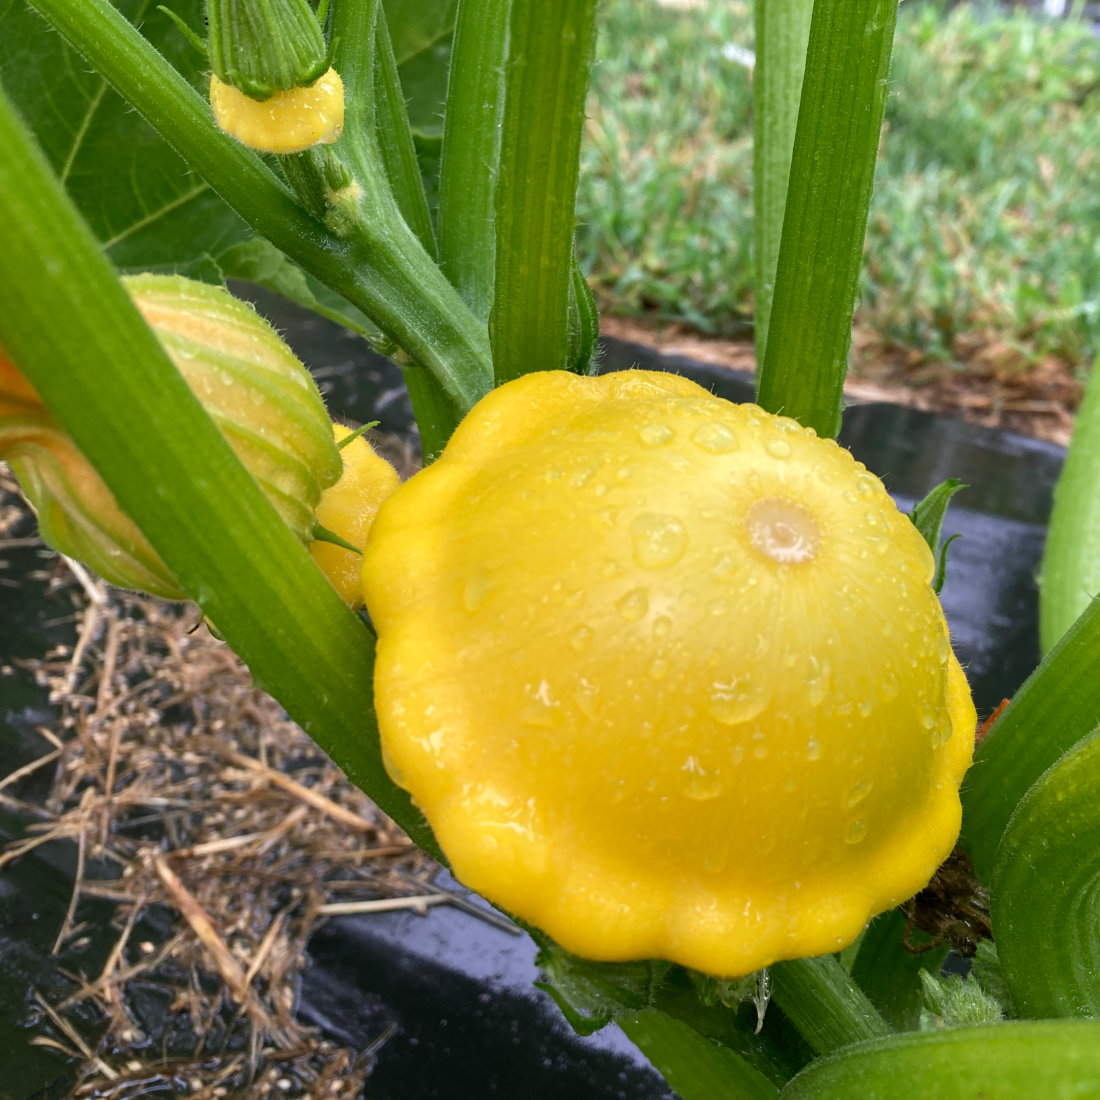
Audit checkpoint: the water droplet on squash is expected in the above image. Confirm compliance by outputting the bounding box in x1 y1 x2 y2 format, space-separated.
712 553 735 579
703 845 729 873
879 671 900 701
932 718 953 748
630 513 688 570
677 755 723 801
857 699 873 718
846 780 873 809
462 566 495 612
669 397 702 419
616 587 649 621
691 421 738 454
476 833 500 858
765 438 791 459
805 737 822 762
807 656 831 707
574 677 599 719
381 743 406 785
708 679 769 725
845 819 868 845
571 625 593 652
639 423 673 447
520 679 562 727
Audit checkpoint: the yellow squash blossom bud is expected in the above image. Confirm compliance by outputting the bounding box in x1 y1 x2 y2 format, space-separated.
361 369 976 978
124 275 341 544
309 424 400 608
0 277 341 599
210 69 345 155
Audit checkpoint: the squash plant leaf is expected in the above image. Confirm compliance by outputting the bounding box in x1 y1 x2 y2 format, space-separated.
0 0 250 268
382 0 456 70
909 478 966 593
916 970 1003 1031
0 0 453 313
779 1022 1100 1098
534 936 670 1036
218 238 394 351
536 942 778 1099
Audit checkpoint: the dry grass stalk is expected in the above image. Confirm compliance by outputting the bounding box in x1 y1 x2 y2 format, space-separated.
0 473 448 1098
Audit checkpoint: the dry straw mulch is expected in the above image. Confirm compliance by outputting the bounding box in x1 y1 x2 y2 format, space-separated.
0 473 464 1099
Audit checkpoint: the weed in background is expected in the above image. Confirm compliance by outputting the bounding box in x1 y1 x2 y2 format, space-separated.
577 0 756 337
579 0 1100 378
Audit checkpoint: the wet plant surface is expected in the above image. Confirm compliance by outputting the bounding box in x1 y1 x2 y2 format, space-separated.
581 1 1100 386
0 331 1065 1098
0 469 422 1097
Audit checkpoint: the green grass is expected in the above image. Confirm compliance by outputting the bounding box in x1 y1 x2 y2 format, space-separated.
578 0 1100 375
577 0 756 337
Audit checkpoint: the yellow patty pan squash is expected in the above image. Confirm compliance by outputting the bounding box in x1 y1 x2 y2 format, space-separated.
309 424 400 608
361 369 976 978
210 69 344 155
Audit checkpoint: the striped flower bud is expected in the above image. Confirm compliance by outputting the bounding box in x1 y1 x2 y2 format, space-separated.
2 350 183 596
1 276 341 599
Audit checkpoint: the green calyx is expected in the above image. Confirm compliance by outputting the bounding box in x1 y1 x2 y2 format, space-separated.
207 0 328 100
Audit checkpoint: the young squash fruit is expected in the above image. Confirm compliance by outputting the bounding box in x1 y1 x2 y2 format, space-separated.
309 424 400 609
205 0 342 154
361 369 976 978
209 69 345 154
